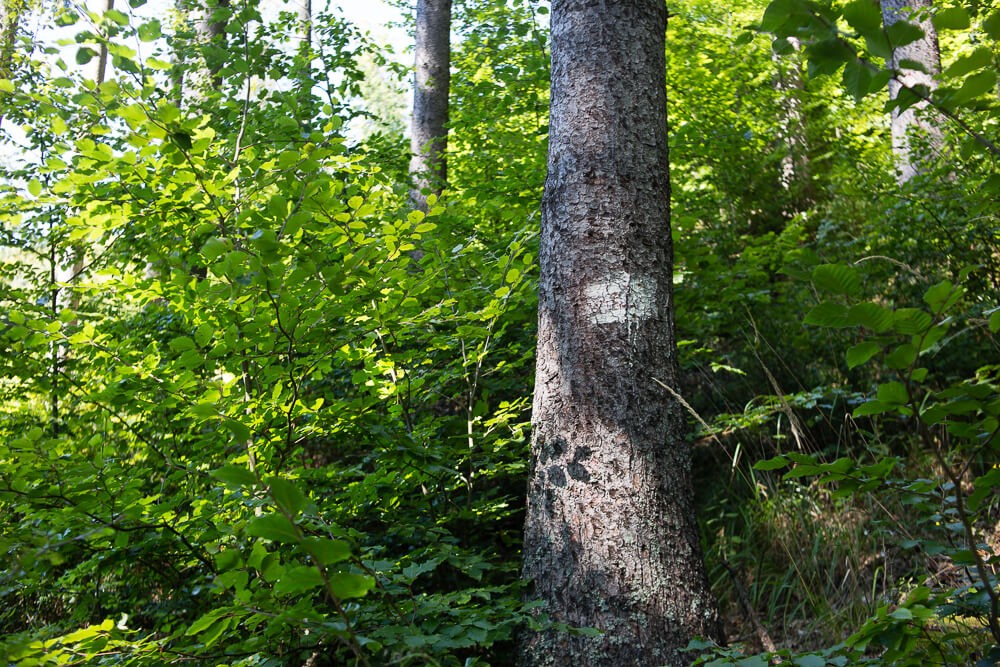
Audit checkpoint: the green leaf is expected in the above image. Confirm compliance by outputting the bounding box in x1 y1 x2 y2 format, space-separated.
211 465 257 488
170 131 192 151
922 280 963 314
137 19 161 42
806 38 856 77
201 237 227 260
185 609 228 636
885 343 916 369
886 20 925 49
877 381 909 405
246 513 300 543
812 263 861 296
303 537 352 566
843 60 875 102
854 400 891 416
327 572 375 599
847 341 881 368
893 308 932 335
989 311 1000 333
945 47 993 78
915 324 947 353
222 418 252 443
267 476 306 516
27 179 42 197
951 70 998 104
968 468 1000 510
104 8 130 25
984 10 1000 40
804 302 850 327
843 0 881 33
76 47 97 65
753 455 790 471
273 565 324 595
169 336 196 352
200 616 231 647
848 302 894 332
793 655 827 667
932 7 969 31
889 607 913 620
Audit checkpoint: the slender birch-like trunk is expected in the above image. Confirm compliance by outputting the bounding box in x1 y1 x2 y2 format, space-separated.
409 0 450 211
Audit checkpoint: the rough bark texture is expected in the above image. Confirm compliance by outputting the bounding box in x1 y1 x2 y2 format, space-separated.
409 0 451 211
881 0 944 182
520 1 720 665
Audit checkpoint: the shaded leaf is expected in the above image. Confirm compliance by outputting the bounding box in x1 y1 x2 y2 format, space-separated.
847 341 881 368
273 565 324 595
327 572 375 599
848 302 894 332
932 7 969 31
211 465 256 488
246 513 300 543
805 302 851 327
267 476 307 516
812 263 861 296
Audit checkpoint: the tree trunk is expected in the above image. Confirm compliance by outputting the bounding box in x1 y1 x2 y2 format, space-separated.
0 0 22 129
774 36 813 206
296 0 311 51
95 0 112 88
520 1 720 665
881 0 944 182
409 0 450 211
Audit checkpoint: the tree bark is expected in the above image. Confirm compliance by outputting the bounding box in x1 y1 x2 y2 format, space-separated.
0 0 22 129
409 0 450 211
95 0 112 89
520 1 720 665
774 36 813 206
881 0 944 182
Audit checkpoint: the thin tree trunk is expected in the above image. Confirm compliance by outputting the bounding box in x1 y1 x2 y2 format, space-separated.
0 0 22 129
187 0 229 92
95 0 112 86
774 36 813 206
409 0 450 211
520 1 720 665
296 0 310 51
881 0 944 182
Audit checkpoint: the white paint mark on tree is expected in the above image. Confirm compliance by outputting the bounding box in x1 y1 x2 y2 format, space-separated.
583 272 657 325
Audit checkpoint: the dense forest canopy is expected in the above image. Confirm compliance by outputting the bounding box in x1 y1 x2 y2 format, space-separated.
0 0 998 664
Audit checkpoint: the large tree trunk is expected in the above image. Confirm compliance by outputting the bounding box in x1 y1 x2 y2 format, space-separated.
520 1 720 665
409 0 450 211
881 0 944 182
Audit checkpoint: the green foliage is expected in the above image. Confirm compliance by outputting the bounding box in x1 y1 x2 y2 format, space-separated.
697 264 1000 664
2 0 999 663
0 1 543 664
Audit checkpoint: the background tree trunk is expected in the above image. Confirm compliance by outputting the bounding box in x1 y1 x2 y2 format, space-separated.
774 36 813 206
881 0 944 182
0 0 23 129
520 1 720 665
409 0 450 210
